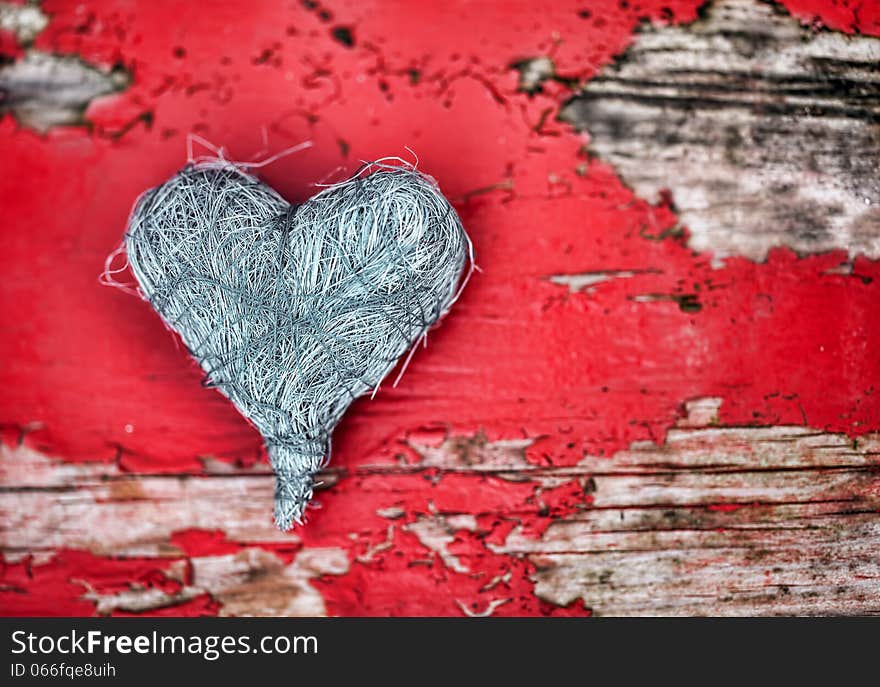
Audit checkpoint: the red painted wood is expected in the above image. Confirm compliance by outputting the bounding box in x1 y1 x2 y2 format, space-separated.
1 0 878 616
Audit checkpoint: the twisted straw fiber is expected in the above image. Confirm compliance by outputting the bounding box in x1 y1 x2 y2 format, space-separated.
123 159 471 529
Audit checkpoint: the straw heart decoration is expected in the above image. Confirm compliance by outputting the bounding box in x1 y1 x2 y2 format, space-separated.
114 157 472 530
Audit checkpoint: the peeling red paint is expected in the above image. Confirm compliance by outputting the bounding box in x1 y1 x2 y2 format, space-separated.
0 30 23 58
169 529 305 566
0 550 219 617
2 0 878 616
707 503 749 513
782 0 880 33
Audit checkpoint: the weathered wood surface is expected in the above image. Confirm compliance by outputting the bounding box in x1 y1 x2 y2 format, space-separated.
0 3 129 131
559 0 880 262
2 0 879 617
3 399 879 616
0 51 130 131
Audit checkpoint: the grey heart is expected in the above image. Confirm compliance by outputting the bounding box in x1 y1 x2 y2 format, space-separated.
124 161 470 529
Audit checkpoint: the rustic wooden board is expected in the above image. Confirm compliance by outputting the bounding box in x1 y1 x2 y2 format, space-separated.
2 0 879 616
4 399 879 615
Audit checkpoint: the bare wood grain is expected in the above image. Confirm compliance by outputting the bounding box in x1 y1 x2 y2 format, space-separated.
559 0 880 262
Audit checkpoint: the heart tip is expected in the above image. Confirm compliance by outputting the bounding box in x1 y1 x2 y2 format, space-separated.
274 506 303 531
272 464 318 531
